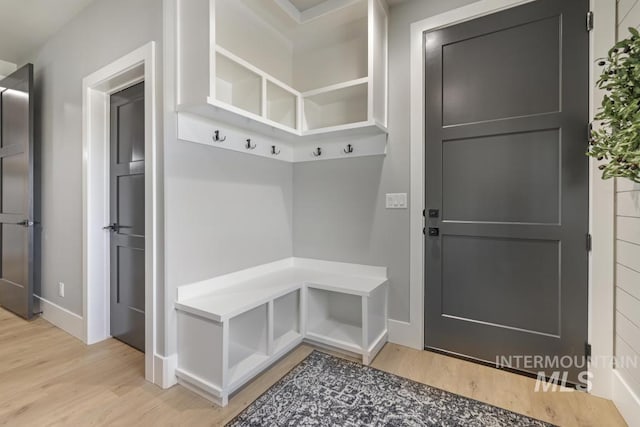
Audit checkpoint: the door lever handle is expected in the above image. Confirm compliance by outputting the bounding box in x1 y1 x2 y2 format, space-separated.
14 220 34 227
103 223 119 232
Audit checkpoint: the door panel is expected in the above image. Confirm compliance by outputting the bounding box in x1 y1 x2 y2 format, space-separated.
109 82 145 352
441 236 560 336
442 15 560 125
2 224 27 286
117 100 145 164
1 88 30 147
425 0 589 382
117 246 145 311
442 130 560 224
2 153 28 214
117 174 145 236
0 64 36 320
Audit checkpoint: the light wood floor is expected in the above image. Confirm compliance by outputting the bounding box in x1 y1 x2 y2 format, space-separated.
0 308 626 426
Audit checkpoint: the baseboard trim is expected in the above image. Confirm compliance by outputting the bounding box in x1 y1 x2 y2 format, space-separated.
154 353 178 389
613 370 640 426
176 367 227 406
35 296 84 341
388 319 421 350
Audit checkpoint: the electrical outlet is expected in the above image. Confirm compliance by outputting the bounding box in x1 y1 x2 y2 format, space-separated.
386 193 408 209
58 282 65 298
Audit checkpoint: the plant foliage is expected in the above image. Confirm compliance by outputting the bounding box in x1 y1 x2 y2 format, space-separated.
588 27 640 183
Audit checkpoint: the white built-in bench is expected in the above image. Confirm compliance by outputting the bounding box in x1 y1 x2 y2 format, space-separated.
175 257 388 406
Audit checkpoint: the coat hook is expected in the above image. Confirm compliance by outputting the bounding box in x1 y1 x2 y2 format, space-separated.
344 144 354 154
312 147 322 157
245 138 256 150
271 145 281 155
212 130 226 142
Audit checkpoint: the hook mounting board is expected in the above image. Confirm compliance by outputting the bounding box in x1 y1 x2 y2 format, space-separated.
177 113 387 163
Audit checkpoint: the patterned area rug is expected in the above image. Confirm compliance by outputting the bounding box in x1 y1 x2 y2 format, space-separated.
227 351 553 427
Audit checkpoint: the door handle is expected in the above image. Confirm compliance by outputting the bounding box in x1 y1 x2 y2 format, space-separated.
13 220 34 227
428 227 440 237
103 223 119 232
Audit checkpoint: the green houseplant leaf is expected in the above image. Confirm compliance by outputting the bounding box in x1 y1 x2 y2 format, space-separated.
588 27 640 183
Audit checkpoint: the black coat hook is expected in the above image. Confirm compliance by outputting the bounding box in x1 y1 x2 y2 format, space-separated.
344 144 354 154
312 147 322 157
271 145 281 155
246 139 256 150
212 130 226 142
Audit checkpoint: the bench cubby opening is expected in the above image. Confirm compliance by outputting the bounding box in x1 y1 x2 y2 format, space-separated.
306 287 362 351
228 303 269 385
273 290 302 353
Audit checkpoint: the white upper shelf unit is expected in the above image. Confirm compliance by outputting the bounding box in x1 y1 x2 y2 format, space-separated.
177 0 388 140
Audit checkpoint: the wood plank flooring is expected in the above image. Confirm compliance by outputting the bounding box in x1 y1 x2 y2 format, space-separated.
0 308 627 426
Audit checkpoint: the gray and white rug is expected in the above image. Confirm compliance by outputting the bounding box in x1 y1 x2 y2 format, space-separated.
227 351 553 427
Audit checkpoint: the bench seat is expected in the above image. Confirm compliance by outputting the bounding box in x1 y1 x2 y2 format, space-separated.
175 257 388 406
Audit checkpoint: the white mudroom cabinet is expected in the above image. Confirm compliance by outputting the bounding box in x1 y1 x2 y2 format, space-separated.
176 0 388 139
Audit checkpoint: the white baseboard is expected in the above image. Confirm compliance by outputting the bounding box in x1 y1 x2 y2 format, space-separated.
154 353 178 389
35 296 84 341
388 319 421 350
613 370 640 427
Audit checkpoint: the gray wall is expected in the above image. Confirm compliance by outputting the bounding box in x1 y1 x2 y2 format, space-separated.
164 140 293 288
26 0 163 315
163 131 294 355
614 0 640 401
293 0 479 321
0 59 16 77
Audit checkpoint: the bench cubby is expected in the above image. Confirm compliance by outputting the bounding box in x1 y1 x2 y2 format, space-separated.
273 290 302 354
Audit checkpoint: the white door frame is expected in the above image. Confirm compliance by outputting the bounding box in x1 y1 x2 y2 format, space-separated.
82 42 159 384
404 0 616 398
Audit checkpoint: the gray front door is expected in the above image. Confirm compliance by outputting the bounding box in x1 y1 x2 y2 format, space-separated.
424 0 589 382
0 64 38 320
108 82 145 352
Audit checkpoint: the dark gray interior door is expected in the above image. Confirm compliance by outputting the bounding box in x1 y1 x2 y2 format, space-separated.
109 82 145 352
0 64 37 320
424 0 589 382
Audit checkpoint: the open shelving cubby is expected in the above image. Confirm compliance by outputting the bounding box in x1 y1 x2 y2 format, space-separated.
303 79 369 133
228 303 269 386
267 81 299 130
177 0 388 143
306 287 363 352
273 289 302 353
215 51 262 117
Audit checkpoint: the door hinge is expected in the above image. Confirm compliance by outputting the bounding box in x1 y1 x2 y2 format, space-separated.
587 11 594 32
586 233 592 252
585 343 592 361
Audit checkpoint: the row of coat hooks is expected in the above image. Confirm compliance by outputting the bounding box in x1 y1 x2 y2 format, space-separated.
213 130 356 157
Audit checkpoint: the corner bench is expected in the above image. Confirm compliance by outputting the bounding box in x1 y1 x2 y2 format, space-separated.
175 258 388 406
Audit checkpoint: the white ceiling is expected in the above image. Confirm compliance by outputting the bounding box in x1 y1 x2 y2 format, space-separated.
0 0 95 64
288 0 327 12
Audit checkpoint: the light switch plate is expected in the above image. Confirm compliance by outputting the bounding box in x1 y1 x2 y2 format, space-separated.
386 193 407 209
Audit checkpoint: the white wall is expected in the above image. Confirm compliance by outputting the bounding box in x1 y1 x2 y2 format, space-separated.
292 0 480 322
615 0 640 402
25 0 163 315
610 2 640 422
